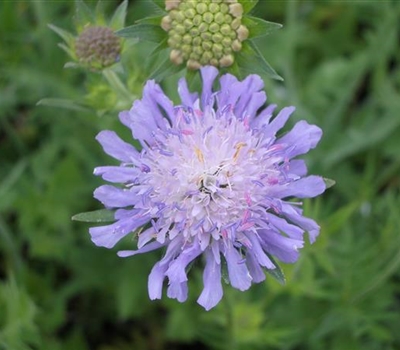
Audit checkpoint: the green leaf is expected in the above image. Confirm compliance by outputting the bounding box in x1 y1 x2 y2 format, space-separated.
237 41 283 81
243 16 283 39
266 254 286 285
241 0 259 14
116 24 166 43
94 0 107 26
72 209 115 223
57 43 75 59
136 15 164 26
36 98 91 112
323 178 336 189
151 0 166 11
74 0 94 30
47 24 75 48
109 0 128 30
149 37 169 59
150 56 183 82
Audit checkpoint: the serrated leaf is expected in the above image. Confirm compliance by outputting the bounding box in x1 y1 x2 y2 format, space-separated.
323 178 336 189
72 209 115 223
150 56 183 82
37 98 91 112
116 24 166 43
237 41 283 81
109 0 128 30
241 0 259 14
266 254 286 285
243 16 283 39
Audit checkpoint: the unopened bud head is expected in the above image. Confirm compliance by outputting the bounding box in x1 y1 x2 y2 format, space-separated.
161 0 249 69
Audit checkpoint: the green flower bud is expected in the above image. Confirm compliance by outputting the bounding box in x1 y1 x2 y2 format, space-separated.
75 26 120 70
162 0 249 69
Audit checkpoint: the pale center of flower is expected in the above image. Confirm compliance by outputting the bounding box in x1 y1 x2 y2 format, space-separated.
144 107 282 242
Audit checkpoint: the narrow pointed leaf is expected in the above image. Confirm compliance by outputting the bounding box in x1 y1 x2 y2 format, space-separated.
149 37 169 59
151 0 166 11
109 0 128 30
241 0 259 14
95 0 107 25
150 56 183 82
266 254 286 285
116 24 166 43
237 41 283 81
48 24 75 48
57 43 75 58
74 0 94 29
136 16 164 26
243 16 283 39
72 209 115 223
37 98 91 112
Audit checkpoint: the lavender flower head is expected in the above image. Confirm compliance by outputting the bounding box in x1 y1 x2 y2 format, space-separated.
91 66 326 310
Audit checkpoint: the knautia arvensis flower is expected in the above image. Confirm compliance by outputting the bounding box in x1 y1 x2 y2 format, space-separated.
90 66 326 310
162 0 249 69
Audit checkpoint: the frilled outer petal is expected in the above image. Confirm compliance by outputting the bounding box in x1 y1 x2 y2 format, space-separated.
94 166 140 183
119 80 175 146
224 241 252 291
197 249 223 311
281 203 321 243
255 106 295 140
258 229 303 264
178 77 198 107
96 130 139 163
217 73 266 120
277 120 323 158
200 66 219 108
89 215 148 248
268 175 326 199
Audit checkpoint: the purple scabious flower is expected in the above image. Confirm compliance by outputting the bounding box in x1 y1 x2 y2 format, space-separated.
90 66 326 310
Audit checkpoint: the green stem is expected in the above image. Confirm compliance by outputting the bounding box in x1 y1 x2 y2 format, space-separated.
224 290 237 350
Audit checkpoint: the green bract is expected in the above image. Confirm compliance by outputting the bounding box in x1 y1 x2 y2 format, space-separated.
49 0 128 71
117 0 283 80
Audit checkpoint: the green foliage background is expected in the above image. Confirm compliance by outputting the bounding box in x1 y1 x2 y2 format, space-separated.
1 1 400 349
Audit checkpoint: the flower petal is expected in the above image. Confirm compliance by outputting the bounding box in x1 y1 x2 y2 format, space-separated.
117 240 164 257
224 242 252 291
200 66 219 108
94 185 140 207
268 175 326 199
197 249 223 311
277 120 322 158
94 166 140 183
96 130 139 163
178 77 198 107
165 241 202 283
167 281 188 303
148 262 168 300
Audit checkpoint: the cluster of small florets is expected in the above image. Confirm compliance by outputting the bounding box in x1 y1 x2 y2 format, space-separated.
161 0 249 69
75 26 121 70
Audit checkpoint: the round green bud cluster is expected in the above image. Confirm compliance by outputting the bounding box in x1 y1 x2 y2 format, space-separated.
75 26 121 70
162 0 249 70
